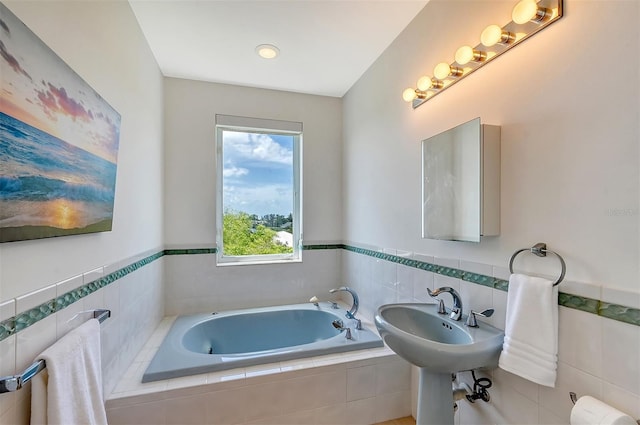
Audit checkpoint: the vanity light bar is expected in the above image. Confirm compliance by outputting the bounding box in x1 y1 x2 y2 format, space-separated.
403 0 563 109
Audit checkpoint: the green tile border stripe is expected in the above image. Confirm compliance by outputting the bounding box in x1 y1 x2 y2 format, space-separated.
0 250 166 343
164 248 217 255
341 244 508 289
1 244 638 343
341 243 640 327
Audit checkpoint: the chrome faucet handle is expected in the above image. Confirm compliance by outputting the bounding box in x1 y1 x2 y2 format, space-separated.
354 318 363 330
465 309 494 328
429 289 449 316
332 319 353 339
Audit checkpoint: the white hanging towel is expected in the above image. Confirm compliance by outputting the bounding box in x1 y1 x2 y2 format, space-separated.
31 318 107 425
498 273 558 387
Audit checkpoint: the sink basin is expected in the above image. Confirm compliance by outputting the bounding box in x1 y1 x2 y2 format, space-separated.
374 303 504 373
375 303 504 425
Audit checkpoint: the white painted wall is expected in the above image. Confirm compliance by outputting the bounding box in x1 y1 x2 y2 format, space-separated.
163 78 344 311
342 0 640 423
0 1 165 301
343 0 639 290
0 2 164 423
163 77 343 246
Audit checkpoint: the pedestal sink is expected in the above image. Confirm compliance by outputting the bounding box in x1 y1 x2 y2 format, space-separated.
374 303 504 425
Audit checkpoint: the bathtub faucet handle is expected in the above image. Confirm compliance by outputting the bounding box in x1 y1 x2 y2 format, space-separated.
345 328 352 340
329 287 359 320
354 318 363 331
309 296 319 307
332 319 352 340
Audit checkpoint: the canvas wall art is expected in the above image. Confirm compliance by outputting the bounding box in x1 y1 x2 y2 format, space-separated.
0 3 121 243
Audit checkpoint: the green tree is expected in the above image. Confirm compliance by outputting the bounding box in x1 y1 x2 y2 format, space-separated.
223 210 292 255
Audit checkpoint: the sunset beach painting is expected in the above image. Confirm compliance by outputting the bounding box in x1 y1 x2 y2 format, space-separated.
0 4 121 243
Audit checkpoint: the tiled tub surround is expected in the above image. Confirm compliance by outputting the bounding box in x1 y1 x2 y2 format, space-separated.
163 246 343 315
106 314 411 425
0 252 165 425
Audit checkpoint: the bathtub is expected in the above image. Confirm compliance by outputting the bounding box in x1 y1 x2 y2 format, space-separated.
142 302 384 382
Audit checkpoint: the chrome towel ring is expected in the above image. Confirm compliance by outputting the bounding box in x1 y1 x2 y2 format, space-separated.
508 243 566 286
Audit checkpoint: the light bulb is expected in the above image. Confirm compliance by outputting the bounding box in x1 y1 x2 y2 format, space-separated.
417 76 433 91
455 45 486 65
455 46 473 65
512 0 539 24
433 62 462 80
402 88 417 102
481 24 515 47
481 25 502 47
434 63 452 80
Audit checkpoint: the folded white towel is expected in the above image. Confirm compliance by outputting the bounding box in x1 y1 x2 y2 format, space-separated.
31 319 107 425
498 273 558 387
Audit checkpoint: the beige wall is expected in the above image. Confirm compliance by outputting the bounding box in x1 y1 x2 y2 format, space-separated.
343 0 639 290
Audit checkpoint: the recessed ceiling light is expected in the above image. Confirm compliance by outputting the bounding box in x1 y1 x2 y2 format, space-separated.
255 44 280 59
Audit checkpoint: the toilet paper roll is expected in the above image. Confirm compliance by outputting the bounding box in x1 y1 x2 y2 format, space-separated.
570 396 637 425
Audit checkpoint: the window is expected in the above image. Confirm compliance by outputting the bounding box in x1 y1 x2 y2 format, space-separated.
215 115 302 264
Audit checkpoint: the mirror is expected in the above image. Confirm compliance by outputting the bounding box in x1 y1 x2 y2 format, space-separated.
422 118 500 242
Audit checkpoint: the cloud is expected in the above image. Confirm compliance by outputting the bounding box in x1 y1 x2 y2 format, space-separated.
36 83 93 123
223 165 249 178
224 132 292 165
0 39 32 81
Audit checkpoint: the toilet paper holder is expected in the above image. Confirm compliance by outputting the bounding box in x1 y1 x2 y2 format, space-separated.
569 392 578 404
570 392 640 424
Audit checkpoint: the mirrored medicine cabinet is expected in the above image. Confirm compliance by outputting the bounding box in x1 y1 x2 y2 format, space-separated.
422 118 500 242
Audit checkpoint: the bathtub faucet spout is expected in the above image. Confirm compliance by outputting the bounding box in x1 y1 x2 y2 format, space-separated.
329 287 361 330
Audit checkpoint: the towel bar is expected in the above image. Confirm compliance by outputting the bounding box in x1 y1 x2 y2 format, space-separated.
0 309 110 393
509 243 566 286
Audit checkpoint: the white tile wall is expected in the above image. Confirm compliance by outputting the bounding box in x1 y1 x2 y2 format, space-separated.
0 335 17 421
15 285 55 313
164 249 342 316
106 350 410 425
0 253 164 425
340 246 640 425
3 245 639 425
347 365 377 401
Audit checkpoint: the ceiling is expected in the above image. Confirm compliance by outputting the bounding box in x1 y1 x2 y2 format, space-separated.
128 0 428 98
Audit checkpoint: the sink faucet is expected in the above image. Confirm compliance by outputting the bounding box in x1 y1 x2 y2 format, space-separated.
329 286 362 329
427 287 463 321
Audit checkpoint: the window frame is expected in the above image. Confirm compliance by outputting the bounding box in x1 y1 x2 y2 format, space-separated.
215 114 303 265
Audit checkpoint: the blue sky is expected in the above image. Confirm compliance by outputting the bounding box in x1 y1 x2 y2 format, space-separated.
222 130 293 217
